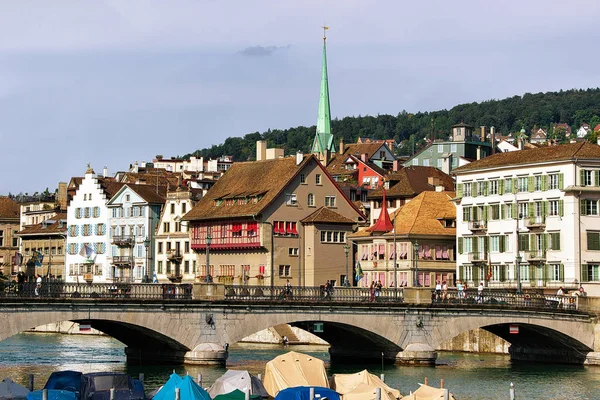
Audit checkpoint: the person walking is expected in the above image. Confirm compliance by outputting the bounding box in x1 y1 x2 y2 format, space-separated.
282 335 289 347
375 280 382 298
35 274 42 296
477 281 484 303
435 280 442 303
457 280 464 303
369 281 375 302
284 279 292 300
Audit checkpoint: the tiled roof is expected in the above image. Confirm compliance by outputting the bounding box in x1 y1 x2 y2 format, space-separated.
325 154 357 177
0 197 20 219
124 184 167 204
342 143 386 159
351 191 456 238
183 156 311 221
453 142 600 174
368 167 454 199
99 180 126 199
300 206 355 224
18 212 68 236
119 171 180 188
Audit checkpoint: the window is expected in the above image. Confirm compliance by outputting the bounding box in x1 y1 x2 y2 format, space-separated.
158 261 163 274
463 207 472 222
437 144 444 153
163 222 170 233
300 174 306 184
490 204 500 220
423 159 430 167
451 144 457 152
182 203 187 214
504 203 513 219
582 199 599 216
464 237 473 253
533 201 543 217
583 170 594 186
308 193 315 207
279 265 291 277
504 178 513 194
549 200 559 216
534 175 543 191
171 204 175 214
489 180 498 195
289 248 299 256
316 174 322 185
158 242 163 253
84 207 90 218
549 174 559 190
412 159 419 166
585 264 600 281
518 177 528 192
549 232 560 250
490 236 499 252
518 202 528 219
587 232 600 250
519 234 529 251
93 207 100 218
463 183 472 197
125 194 130 202
437 159 443 168
320 231 346 243
286 193 297 206
75 208 82 219
325 196 336 207
184 260 190 274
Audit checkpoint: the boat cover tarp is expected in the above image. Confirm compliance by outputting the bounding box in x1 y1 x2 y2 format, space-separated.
263 352 329 397
153 374 211 400
208 370 268 398
274 387 339 400
402 384 455 400
0 378 30 400
80 373 144 400
213 389 261 400
26 390 77 400
340 383 397 400
330 370 401 399
43 371 82 393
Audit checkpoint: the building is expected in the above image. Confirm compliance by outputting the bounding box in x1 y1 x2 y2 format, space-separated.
182 152 365 287
530 128 548 144
453 142 600 294
311 32 336 161
349 190 457 288
154 185 200 283
65 166 124 283
577 124 591 138
18 183 67 231
403 123 494 174
106 184 166 282
367 166 455 225
0 197 20 276
16 213 67 278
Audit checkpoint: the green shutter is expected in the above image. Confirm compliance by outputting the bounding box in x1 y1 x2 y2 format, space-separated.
500 265 506 282
559 264 564 282
473 265 480 282
529 234 535 252
512 179 518 194
542 175 548 191
499 235 506 253
512 203 517 219
473 238 479 253
542 200 548 217
559 200 564 217
501 204 505 220
543 264 549 282
484 236 489 254
459 264 464 280
581 170 586 186
485 181 489 196
558 173 564 190
555 232 561 250
581 264 588 282
542 233 548 251
581 199 587 216
499 179 505 195
457 183 463 198
458 237 463 254
528 176 534 192
596 171 600 187
529 264 536 282
483 206 488 221
528 202 534 218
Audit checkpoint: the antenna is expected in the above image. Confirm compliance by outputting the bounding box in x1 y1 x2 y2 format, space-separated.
322 24 329 41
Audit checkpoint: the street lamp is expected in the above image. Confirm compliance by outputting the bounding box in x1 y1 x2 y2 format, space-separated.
143 238 151 283
515 209 523 294
205 233 212 283
344 244 350 286
414 239 419 287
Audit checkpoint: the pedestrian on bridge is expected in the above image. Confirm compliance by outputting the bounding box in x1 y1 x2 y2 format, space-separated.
34 274 42 296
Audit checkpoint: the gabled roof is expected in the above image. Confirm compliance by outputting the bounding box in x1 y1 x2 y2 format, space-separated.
300 206 355 224
109 184 167 205
98 179 126 199
351 191 456 238
17 212 68 236
342 142 388 159
325 153 387 178
453 142 600 174
368 167 454 199
0 197 20 219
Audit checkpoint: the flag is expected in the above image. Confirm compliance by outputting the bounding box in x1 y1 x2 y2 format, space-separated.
355 261 364 282
79 244 95 259
33 250 43 267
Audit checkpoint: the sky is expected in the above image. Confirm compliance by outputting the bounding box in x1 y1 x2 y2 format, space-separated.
1 0 600 194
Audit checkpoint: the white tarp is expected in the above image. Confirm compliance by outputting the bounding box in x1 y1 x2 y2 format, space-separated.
330 370 402 399
402 384 456 400
0 378 30 400
208 370 268 398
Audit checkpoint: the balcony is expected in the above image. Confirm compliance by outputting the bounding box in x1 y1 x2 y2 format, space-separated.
468 251 487 263
111 256 132 266
468 220 487 234
526 250 546 262
525 216 546 230
167 250 183 263
112 235 135 247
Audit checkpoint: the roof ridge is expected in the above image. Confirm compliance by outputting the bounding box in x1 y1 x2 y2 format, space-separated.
407 194 425 234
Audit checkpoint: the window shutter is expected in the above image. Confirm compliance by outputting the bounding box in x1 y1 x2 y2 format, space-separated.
499 180 505 195
581 199 587 216
457 183 463 198
484 182 489 196
596 171 600 187
483 206 488 221
473 238 479 253
500 265 506 282
458 237 463 254
459 264 464 280
499 235 506 253
473 265 480 282
512 179 518 194
529 202 534 218
501 204 505 220
559 264 564 282
543 264 549 282
555 232 560 250
581 264 588 282
558 173 564 190
587 232 593 250
542 233 548 251
529 234 535 252
542 175 548 191
542 200 548 217
559 200 564 217
512 203 517 218
581 170 586 186
484 236 489 254
528 176 534 192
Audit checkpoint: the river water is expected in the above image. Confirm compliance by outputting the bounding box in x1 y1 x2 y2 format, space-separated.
0 333 598 400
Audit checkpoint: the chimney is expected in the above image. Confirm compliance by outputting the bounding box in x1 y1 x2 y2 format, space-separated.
441 156 451 175
296 151 303 165
133 161 139 173
490 127 496 155
103 166 108 178
323 149 330 165
518 138 524 150
480 126 486 142
476 146 482 160
339 138 345 155
57 182 67 211
256 140 266 161
393 160 400 172
361 153 368 163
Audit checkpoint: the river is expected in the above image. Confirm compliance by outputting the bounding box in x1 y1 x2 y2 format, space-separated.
0 333 598 400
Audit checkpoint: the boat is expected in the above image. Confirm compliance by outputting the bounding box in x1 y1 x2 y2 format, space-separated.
329 370 401 400
0 377 30 400
80 373 144 400
274 387 340 400
208 370 268 399
263 352 329 397
26 371 82 400
151 373 210 400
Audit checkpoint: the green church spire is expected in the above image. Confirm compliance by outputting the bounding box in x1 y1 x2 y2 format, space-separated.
312 27 336 157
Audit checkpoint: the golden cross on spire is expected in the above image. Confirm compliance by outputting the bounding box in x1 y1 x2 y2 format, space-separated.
322 24 329 41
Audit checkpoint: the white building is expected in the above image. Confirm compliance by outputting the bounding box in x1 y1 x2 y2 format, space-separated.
453 142 600 295
65 166 123 283
106 184 166 282
154 186 200 283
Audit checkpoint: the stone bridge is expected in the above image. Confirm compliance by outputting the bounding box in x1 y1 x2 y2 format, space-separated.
1 295 599 366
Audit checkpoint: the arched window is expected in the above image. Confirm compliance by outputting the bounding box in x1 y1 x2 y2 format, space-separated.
308 193 314 207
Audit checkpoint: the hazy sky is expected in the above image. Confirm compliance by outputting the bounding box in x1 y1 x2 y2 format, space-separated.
2 0 600 194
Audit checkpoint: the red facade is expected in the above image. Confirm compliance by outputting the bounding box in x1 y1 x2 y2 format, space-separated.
191 220 262 250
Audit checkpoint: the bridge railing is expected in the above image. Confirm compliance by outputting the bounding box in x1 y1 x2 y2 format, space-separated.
0 282 193 300
223 285 404 303
432 288 577 310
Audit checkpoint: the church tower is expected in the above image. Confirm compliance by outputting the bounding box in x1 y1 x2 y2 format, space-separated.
311 27 336 163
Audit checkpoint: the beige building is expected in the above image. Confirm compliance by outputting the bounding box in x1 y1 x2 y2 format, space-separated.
349 190 457 288
0 197 20 276
183 150 365 287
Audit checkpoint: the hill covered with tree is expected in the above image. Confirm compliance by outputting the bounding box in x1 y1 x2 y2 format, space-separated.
185 88 600 161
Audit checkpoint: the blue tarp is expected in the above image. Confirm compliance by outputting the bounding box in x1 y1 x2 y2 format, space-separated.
44 371 82 393
153 375 211 400
274 387 340 400
27 390 78 400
